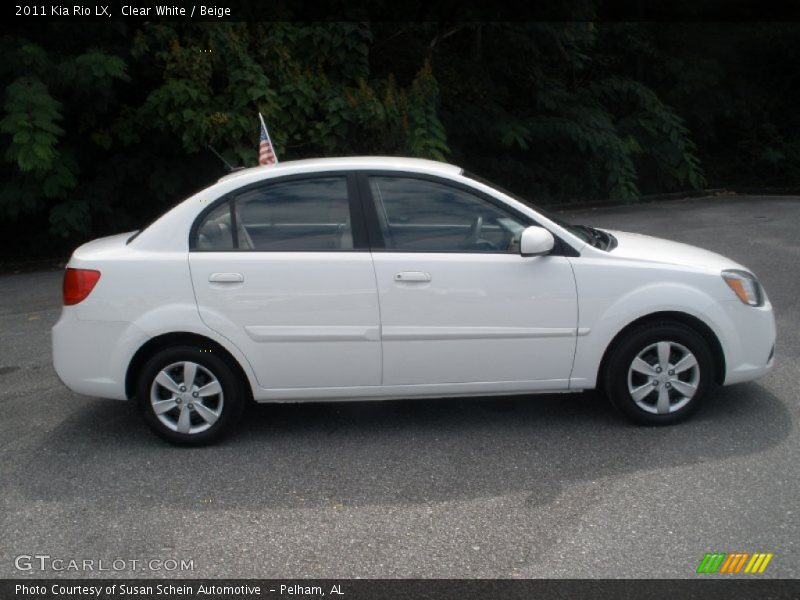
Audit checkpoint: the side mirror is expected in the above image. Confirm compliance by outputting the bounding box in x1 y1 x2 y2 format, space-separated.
520 226 555 257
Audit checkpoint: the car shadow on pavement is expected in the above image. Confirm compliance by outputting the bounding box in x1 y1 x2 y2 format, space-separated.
11 382 792 510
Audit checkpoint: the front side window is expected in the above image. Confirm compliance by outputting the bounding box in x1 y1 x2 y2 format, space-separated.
194 177 353 251
369 176 528 252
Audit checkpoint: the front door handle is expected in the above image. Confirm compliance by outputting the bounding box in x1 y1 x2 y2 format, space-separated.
394 271 432 282
209 272 244 283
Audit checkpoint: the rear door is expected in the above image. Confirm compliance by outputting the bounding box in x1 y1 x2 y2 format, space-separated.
360 172 578 389
188 173 381 392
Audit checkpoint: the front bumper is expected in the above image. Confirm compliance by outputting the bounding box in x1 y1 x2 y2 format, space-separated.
718 298 776 385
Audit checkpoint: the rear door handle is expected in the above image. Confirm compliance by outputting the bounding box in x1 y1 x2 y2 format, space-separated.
394 271 432 282
209 272 244 283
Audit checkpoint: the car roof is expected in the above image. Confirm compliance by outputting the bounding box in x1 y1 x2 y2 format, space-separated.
217 156 462 183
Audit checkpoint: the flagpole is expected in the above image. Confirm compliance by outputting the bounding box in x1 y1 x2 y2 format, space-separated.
258 112 279 164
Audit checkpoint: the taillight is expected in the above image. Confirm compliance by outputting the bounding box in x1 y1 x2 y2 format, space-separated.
63 268 101 305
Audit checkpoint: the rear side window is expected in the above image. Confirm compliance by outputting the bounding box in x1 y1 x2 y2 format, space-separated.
235 177 352 251
194 177 353 251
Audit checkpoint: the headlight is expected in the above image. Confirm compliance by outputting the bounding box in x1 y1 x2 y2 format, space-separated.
722 269 763 306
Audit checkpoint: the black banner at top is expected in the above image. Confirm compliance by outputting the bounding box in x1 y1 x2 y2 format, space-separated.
7 0 800 23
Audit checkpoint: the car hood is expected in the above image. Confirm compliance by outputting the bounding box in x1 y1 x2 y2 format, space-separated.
602 229 747 272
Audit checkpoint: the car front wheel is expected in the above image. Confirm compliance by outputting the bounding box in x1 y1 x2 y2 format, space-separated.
137 346 245 445
604 321 715 424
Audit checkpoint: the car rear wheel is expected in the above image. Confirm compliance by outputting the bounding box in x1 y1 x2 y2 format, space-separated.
137 346 245 445
604 321 715 425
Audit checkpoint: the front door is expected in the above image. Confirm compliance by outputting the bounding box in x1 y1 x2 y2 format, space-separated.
361 173 578 389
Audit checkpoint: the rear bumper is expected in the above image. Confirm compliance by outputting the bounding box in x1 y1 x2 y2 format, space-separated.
719 298 776 385
52 308 148 400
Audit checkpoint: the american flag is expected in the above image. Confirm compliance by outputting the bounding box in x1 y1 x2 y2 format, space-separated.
258 113 278 167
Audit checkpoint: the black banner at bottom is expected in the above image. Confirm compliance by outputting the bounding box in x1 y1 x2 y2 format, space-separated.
2 579 799 600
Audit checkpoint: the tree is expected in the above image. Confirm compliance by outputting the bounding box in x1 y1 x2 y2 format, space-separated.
3 17 800 260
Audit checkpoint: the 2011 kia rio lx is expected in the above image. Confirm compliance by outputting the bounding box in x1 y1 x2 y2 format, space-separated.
51 157 776 445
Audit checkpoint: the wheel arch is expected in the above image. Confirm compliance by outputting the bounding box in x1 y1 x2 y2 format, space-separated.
597 311 726 389
125 332 253 401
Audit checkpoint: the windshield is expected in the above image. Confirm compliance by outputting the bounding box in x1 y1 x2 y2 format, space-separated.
462 171 613 249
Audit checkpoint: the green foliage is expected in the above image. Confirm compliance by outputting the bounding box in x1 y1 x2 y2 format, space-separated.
1 77 64 173
1 31 129 239
124 23 447 169
594 78 705 189
430 22 707 203
405 63 449 161
2 19 799 258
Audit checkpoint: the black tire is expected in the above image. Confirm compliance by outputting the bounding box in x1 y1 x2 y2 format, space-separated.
603 321 715 425
137 345 246 445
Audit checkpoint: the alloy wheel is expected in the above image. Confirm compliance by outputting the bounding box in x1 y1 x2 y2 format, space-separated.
626 341 700 415
149 361 224 434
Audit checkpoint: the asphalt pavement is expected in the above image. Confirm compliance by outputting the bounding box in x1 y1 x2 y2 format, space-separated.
0 194 797 578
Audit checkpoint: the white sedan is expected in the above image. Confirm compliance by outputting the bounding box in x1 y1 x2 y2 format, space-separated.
52 157 776 444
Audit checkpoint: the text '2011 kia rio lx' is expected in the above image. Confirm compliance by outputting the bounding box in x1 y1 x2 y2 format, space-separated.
52 157 776 445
